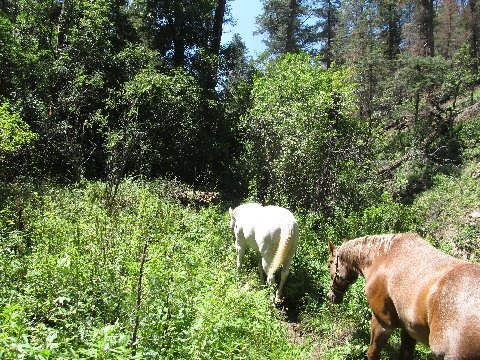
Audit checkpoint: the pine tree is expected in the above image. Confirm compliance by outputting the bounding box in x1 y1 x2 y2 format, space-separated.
436 0 462 58
378 0 403 60
130 0 216 68
255 0 320 56
316 0 340 67
404 0 435 56
333 0 391 131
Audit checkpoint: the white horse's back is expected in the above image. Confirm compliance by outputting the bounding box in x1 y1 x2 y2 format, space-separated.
229 203 299 301
263 206 299 275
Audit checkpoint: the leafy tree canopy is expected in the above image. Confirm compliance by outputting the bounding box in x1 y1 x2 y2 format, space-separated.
241 53 373 211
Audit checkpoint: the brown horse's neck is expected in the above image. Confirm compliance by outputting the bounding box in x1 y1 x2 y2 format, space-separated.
339 234 397 276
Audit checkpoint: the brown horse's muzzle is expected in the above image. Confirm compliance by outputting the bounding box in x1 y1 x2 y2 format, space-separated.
328 288 344 304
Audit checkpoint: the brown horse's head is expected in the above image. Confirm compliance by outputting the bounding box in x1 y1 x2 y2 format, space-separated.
327 241 358 304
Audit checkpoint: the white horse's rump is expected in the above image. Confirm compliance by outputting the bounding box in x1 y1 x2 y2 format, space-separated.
229 203 299 301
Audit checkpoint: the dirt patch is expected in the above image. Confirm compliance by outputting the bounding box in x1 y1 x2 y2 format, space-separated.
277 298 324 358
278 298 307 344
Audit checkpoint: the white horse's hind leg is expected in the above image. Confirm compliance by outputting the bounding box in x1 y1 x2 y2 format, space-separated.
275 267 289 302
236 245 245 271
261 258 275 286
258 257 265 285
267 273 275 286
275 254 293 302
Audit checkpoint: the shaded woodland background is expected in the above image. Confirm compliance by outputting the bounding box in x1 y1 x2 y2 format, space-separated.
1 0 478 208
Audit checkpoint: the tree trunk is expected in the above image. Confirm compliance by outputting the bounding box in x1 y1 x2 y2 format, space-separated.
325 1 334 68
171 3 185 68
419 0 435 56
49 0 66 118
55 0 66 56
470 0 479 76
205 0 226 91
387 3 400 60
285 0 298 53
211 0 226 58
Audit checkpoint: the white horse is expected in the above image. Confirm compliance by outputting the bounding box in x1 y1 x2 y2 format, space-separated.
229 203 299 302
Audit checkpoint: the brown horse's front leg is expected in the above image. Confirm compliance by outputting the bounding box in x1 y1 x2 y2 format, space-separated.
398 328 416 360
367 314 393 360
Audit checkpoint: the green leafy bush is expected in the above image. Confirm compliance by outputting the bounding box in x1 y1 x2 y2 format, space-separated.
457 115 480 162
107 68 204 182
0 100 38 154
240 53 374 211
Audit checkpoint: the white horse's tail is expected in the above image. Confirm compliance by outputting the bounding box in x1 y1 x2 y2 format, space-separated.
267 218 298 276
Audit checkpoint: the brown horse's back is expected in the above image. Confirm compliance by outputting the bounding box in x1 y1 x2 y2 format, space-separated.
378 236 461 322
428 264 480 359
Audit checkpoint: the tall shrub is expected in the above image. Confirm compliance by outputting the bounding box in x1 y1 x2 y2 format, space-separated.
241 53 373 212
0 100 38 180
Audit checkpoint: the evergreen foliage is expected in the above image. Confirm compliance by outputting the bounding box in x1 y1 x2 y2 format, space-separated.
255 0 321 56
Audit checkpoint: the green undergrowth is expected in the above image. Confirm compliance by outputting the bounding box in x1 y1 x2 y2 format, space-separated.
413 116 480 259
0 179 441 359
413 161 480 258
0 116 478 359
0 177 432 359
0 179 309 359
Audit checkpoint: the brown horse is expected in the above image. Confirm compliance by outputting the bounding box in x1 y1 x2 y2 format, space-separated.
327 233 480 360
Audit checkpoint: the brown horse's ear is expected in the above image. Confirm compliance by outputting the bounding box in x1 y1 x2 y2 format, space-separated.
328 241 335 255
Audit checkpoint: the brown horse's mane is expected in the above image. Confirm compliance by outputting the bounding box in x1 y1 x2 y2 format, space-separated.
338 233 420 270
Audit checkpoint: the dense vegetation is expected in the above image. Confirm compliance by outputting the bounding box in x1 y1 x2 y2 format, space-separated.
1 0 480 358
